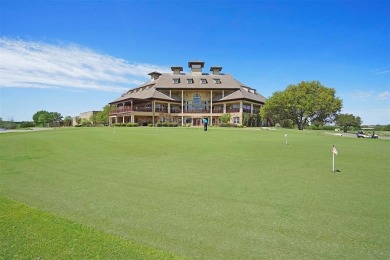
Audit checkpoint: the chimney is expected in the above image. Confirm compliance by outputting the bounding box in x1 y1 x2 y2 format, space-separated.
148 71 162 81
210 66 222 75
171 66 183 75
188 61 205 75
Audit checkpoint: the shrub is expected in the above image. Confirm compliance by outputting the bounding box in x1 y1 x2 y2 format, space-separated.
221 113 231 123
148 124 153 127
0 120 17 129
219 123 235 127
20 121 36 128
374 125 390 131
126 123 139 127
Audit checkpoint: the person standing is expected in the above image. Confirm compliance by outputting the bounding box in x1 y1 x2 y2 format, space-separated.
202 118 208 131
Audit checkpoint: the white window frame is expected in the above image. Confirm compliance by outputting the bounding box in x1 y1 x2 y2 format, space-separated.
173 78 180 84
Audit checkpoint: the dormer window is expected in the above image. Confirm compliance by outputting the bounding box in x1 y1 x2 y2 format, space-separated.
187 78 194 84
201 79 208 84
213 78 221 84
173 78 180 84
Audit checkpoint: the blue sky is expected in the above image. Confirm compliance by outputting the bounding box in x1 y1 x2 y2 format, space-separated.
0 0 389 125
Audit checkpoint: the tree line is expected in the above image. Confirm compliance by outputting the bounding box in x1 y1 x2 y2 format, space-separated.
31 105 112 127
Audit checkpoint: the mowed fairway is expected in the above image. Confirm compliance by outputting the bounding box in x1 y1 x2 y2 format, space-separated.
1 127 389 259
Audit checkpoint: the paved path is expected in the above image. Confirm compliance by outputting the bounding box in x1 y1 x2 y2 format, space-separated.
324 131 390 140
0 128 54 134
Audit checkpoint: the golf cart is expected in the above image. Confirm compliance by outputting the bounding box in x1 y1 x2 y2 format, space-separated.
357 130 378 139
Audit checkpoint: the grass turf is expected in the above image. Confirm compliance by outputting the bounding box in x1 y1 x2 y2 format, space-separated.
0 194 182 259
0 127 389 259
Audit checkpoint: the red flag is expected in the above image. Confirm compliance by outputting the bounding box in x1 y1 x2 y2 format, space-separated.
332 146 338 155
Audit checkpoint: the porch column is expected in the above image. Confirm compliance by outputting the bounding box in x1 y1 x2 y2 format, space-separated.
210 90 213 126
240 101 243 124
152 100 155 126
131 100 133 111
222 90 225 98
251 103 253 114
168 102 171 113
131 115 134 123
223 103 226 113
122 116 125 124
181 90 184 127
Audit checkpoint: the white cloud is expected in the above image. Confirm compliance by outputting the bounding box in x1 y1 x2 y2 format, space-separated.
0 38 170 92
377 91 390 100
347 90 375 101
373 69 390 75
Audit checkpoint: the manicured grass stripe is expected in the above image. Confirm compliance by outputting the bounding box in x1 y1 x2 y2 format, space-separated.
0 195 183 259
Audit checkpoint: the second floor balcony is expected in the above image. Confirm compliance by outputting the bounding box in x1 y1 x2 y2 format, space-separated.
110 103 256 115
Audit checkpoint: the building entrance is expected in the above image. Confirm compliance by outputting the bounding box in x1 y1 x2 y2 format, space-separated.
193 118 201 126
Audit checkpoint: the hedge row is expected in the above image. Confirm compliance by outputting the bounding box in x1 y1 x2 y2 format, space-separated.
156 122 178 127
217 123 244 128
112 123 139 127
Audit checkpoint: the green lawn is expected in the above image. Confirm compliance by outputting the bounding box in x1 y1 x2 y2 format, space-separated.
1 127 389 259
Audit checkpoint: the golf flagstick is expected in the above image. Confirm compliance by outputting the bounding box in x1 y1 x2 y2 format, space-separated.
332 145 338 172
285 134 288 145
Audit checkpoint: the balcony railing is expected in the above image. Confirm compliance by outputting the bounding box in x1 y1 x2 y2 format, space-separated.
111 106 248 115
226 108 240 113
155 107 168 113
184 109 211 113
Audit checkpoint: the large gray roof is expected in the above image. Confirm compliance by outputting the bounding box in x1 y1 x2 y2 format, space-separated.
110 85 174 103
153 73 247 89
110 71 266 104
218 87 266 103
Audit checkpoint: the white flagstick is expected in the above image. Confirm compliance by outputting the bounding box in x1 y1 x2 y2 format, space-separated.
285 134 288 145
332 150 335 173
332 145 338 172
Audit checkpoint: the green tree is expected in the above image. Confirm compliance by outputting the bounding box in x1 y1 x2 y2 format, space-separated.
260 91 286 127
261 81 342 130
37 112 53 126
33 110 49 125
221 113 231 124
33 111 63 126
50 112 63 122
90 114 98 125
63 116 73 127
336 114 362 133
95 105 112 124
75 116 81 125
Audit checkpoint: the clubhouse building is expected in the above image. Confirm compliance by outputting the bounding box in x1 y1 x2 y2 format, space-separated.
109 61 266 126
